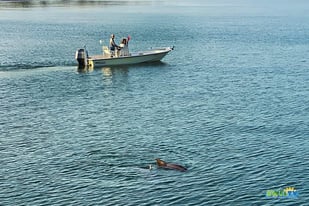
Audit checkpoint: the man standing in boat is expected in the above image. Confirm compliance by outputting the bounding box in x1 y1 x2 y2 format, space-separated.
109 34 119 57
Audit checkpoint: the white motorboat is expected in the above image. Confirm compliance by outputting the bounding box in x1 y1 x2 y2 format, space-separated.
75 45 173 68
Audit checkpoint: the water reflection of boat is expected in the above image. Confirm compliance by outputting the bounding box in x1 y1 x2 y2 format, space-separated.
77 61 168 73
75 46 173 68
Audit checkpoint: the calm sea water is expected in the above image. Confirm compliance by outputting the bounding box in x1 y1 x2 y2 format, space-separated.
1 0 309 205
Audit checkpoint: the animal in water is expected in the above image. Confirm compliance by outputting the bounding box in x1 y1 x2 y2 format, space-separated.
140 164 153 170
155 158 187 172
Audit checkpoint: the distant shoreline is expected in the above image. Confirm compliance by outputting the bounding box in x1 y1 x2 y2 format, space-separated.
0 0 154 8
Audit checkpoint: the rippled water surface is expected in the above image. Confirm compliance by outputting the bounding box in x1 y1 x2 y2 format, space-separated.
1 0 309 205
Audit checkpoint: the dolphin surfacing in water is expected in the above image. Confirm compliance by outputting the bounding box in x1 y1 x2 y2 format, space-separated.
155 158 187 172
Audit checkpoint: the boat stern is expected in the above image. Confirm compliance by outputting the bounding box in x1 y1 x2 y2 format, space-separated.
75 48 89 68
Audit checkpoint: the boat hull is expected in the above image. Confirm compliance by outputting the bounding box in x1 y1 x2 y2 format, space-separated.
87 47 172 67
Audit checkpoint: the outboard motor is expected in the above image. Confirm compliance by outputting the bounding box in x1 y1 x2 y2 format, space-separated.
75 48 88 67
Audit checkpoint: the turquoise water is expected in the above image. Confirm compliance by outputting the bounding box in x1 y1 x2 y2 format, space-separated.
1 1 309 205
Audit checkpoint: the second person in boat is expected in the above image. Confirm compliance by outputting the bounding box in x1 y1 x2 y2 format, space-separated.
119 37 130 57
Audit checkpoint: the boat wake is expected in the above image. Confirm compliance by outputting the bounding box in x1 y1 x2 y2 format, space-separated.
0 61 76 72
